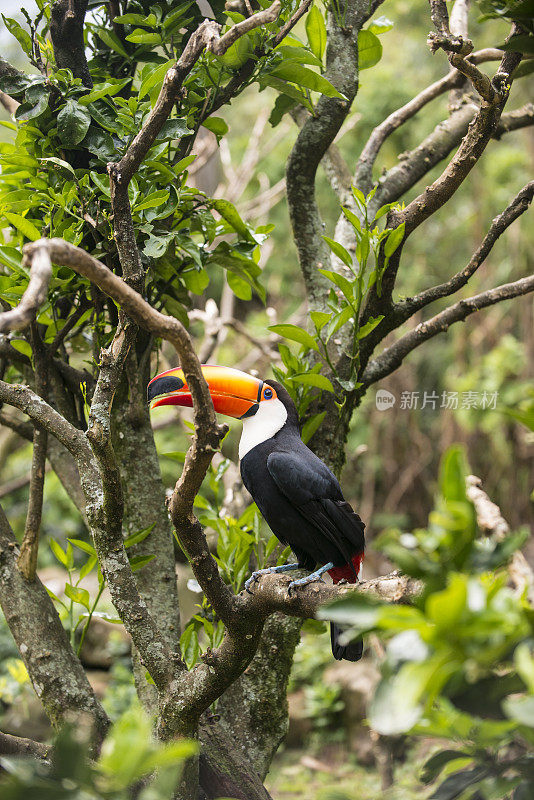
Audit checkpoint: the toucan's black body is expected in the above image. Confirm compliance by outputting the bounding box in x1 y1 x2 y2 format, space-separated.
147 367 365 662
241 381 365 661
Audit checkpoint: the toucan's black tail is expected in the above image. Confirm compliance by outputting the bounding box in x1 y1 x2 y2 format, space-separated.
330 622 363 662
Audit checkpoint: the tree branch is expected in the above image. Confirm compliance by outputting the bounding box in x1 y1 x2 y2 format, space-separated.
361 274 534 386
0 246 52 333
392 180 534 321
50 0 92 88
286 0 366 309
0 501 109 738
466 475 534 604
20 240 233 629
17 325 48 581
0 731 50 759
107 1 281 291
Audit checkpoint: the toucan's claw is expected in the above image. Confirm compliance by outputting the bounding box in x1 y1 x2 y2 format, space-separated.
287 562 334 596
244 562 301 594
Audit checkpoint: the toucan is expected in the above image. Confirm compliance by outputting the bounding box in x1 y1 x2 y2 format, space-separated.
148 364 365 662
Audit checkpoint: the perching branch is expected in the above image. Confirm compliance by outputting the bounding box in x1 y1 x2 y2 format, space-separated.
361 274 534 387
243 570 421 618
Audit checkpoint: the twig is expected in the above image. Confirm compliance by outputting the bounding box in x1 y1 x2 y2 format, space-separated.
361 274 534 386
17 327 48 581
393 181 534 321
355 69 464 192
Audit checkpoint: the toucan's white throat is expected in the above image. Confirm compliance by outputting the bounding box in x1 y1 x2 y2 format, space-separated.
239 398 287 459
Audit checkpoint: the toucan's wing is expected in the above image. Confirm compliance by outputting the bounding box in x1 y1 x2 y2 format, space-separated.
266 450 365 568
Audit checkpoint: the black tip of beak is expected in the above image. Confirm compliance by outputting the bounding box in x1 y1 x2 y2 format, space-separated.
147 375 185 404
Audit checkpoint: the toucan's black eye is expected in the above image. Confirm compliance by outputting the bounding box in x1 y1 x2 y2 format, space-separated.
263 387 273 399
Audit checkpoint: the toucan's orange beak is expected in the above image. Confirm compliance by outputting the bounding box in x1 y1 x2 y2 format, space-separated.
147 364 263 420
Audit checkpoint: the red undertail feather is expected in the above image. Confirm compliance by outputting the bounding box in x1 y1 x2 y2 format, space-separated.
328 553 363 585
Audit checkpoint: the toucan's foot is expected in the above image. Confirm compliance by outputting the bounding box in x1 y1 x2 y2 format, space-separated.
244 562 300 594
287 562 334 596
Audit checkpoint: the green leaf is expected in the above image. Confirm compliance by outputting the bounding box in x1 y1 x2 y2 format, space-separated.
325 305 354 341
342 206 362 233
83 127 115 160
79 555 98 581
0 72 33 97
183 269 210 295
138 59 174 100
227 270 252 300
305 6 327 60
290 373 334 393
357 315 384 339
310 310 331 331
260 76 312 108
269 93 297 127
64 583 91 610
10 340 32 358
113 12 157 26
3 212 41 241
203 117 229 137
129 554 156 572
421 750 472 785
212 199 253 241
268 323 319 352
79 79 131 105
124 523 155 548
50 538 68 567
57 100 92 146
2 15 32 54
68 538 97 556
429 767 488 800
125 29 162 45
301 411 327 444
156 118 190 142
173 154 196 174
16 85 49 121
269 63 345 99
134 190 170 210
97 28 130 58
40 157 77 179
358 30 383 70
384 222 406 257
275 45 323 69
322 236 352 268
318 268 354 304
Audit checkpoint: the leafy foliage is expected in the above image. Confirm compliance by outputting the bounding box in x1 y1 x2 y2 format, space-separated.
0 707 197 800
270 185 403 414
320 446 534 800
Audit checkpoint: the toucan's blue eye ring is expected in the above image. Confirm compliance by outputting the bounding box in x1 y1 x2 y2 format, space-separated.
263 387 273 399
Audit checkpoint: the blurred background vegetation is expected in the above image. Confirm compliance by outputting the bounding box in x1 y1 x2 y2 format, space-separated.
0 0 532 797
